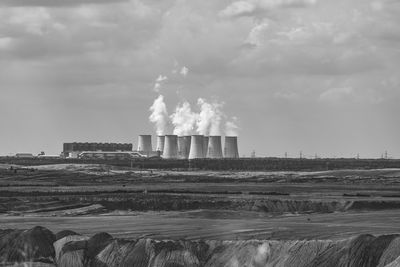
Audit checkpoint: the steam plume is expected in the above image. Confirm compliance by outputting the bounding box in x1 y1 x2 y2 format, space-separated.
170 102 197 136
153 75 168 92
196 98 224 136
149 95 169 135
180 66 189 77
209 102 223 135
149 95 239 137
225 116 239 136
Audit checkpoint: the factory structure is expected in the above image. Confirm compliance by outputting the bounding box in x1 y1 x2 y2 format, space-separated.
63 142 134 159
136 134 239 159
62 135 239 160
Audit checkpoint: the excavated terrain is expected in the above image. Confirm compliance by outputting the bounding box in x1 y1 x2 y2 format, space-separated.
3 226 400 266
2 163 400 265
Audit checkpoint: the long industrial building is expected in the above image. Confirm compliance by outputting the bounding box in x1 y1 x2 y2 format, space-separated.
63 142 132 158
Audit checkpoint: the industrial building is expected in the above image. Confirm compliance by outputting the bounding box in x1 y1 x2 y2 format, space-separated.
62 134 239 160
224 136 239 158
163 135 178 159
156 135 165 154
207 136 223 158
178 136 191 159
63 142 133 158
132 134 239 160
78 151 145 160
189 135 205 159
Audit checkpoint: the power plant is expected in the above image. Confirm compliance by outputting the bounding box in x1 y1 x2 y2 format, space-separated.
207 136 223 159
137 135 152 155
178 136 191 159
63 135 239 160
156 134 238 159
163 135 178 159
202 136 209 158
156 135 165 154
189 135 205 159
224 136 239 158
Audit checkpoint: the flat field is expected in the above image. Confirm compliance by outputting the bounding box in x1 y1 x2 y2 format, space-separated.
1 163 400 240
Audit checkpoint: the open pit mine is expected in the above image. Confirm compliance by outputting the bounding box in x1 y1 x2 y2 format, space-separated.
2 226 400 267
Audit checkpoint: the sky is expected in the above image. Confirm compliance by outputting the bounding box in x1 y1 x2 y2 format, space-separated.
0 0 399 158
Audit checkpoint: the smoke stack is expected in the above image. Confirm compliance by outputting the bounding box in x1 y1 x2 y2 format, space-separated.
178 136 191 159
156 135 165 155
207 136 223 158
224 136 239 158
137 135 152 155
189 135 204 159
202 136 209 158
163 135 178 159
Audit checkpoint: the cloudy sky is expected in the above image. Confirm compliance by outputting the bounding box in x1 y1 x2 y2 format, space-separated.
0 0 399 158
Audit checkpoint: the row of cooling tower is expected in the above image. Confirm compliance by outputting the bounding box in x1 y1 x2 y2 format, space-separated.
137 135 239 159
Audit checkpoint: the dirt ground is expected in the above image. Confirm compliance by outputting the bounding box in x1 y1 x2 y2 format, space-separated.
2 163 400 240
2 209 400 241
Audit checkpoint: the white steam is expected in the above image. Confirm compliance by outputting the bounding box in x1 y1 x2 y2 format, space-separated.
149 95 169 135
209 102 224 136
153 75 168 92
196 98 225 136
196 98 214 135
149 96 238 136
225 116 239 136
170 102 197 136
180 66 189 77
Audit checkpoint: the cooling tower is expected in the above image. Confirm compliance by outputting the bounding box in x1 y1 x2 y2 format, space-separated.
163 135 178 159
224 136 239 158
207 136 223 158
156 135 165 154
189 135 204 159
202 136 209 158
178 136 191 159
137 135 152 154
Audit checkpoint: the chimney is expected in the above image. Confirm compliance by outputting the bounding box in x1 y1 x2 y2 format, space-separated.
224 136 239 158
137 135 152 155
178 136 191 159
163 135 178 159
156 135 165 155
202 136 209 158
189 135 204 159
207 136 223 158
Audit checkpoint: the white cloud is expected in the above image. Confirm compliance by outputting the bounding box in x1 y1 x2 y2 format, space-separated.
319 86 354 102
219 1 255 18
245 21 269 46
319 86 384 104
220 0 317 18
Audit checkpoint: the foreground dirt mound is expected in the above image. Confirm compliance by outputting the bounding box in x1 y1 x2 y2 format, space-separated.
0 226 55 265
49 230 400 267
3 226 400 266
